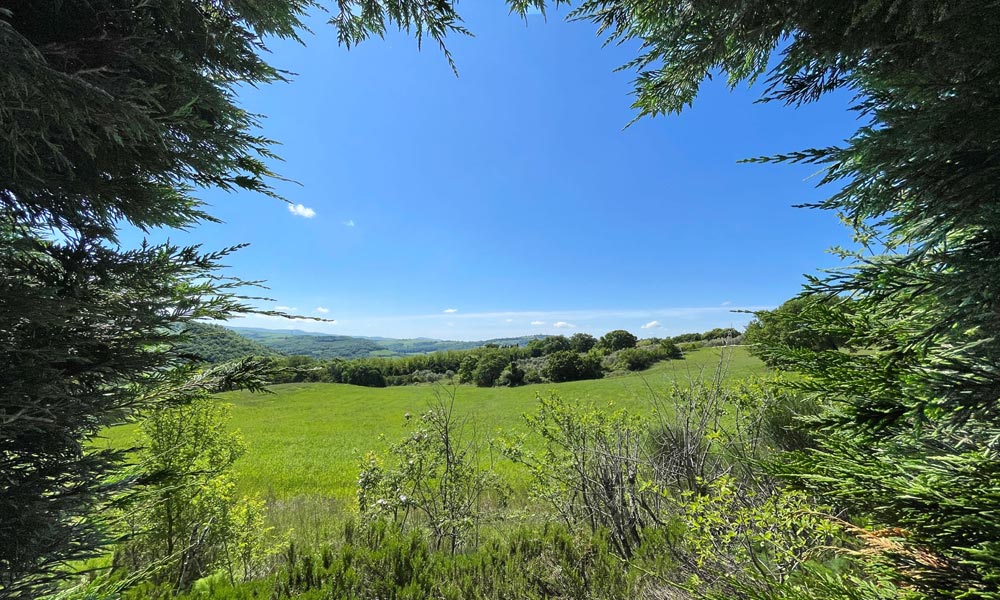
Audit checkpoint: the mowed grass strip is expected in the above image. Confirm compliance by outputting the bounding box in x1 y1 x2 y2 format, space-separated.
99 347 765 501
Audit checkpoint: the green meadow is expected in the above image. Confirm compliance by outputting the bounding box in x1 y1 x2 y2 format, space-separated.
100 346 765 505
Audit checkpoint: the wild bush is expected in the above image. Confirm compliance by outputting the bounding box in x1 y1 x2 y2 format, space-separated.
543 350 603 382
114 400 276 592
357 391 508 553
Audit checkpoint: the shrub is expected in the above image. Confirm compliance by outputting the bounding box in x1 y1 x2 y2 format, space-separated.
569 333 597 353
357 392 508 553
114 400 275 591
543 351 602 383
614 348 658 371
471 352 508 387
341 363 386 387
597 329 638 352
497 362 525 387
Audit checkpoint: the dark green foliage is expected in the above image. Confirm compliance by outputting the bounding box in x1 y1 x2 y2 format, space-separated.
597 329 638 352
526 335 572 357
543 350 603 383
177 323 280 363
0 236 270 597
314 346 532 387
614 347 667 371
1 0 307 236
669 328 742 345
340 362 387 388
569 332 597 353
471 351 509 387
162 524 640 600
743 297 849 368
701 328 741 341
497 362 525 387
1 0 310 593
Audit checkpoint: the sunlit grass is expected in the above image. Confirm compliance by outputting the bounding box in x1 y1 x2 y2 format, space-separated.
99 346 765 505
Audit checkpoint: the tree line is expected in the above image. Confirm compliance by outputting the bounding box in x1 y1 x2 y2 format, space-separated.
260 328 724 387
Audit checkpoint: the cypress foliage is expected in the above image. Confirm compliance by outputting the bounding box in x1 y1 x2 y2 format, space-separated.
1 1 312 595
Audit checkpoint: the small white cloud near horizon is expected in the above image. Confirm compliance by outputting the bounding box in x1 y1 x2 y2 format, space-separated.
530 320 546 326
343 219 355 227
553 321 575 329
721 300 733 306
315 307 330 314
642 320 662 329
442 308 458 314
274 305 296 311
287 203 316 218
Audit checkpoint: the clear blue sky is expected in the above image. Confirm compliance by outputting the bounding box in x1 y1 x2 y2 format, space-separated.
127 5 860 340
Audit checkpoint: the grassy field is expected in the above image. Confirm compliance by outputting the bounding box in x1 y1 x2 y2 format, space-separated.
99 347 765 508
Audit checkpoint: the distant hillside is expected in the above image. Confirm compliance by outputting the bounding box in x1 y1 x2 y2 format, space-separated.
178 323 281 362
233 329 384 360
227 327 543 360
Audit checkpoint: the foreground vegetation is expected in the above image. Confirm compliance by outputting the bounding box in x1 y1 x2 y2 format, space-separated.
100 346 764 501
95 348 842 600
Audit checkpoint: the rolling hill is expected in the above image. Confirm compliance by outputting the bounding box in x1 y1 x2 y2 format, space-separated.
177 323 281 363
227 327 544 360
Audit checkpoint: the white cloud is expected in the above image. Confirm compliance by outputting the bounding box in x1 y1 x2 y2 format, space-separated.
287 203 316 218
343 219 355 227
442 308 458 314
553 321 575 329
505 318 513 323
274 305 295 311
721 301 733 306
315 307 330 314
641 320 662 329
530 320 546 326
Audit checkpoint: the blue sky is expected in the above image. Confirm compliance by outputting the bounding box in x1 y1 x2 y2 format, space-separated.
127 5 860 340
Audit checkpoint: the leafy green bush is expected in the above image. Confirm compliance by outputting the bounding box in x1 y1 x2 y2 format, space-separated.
114 400 276 592
340 362 386 387
357 392 508 553
597 329 638 352
497 362 525 387
542 350 602 382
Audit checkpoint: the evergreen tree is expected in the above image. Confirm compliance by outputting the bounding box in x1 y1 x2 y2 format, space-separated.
1 1 311 595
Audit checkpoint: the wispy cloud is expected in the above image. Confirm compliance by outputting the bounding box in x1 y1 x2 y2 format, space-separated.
553 321 575 329
641 320 661 329
720 301 733 306
229 304 765 341
287 203 316 218
315 307 330 314
442 308 458 314
383 305 766 323
343 219 355 227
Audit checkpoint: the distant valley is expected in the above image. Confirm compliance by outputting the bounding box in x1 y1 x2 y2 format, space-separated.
179 322 544 362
